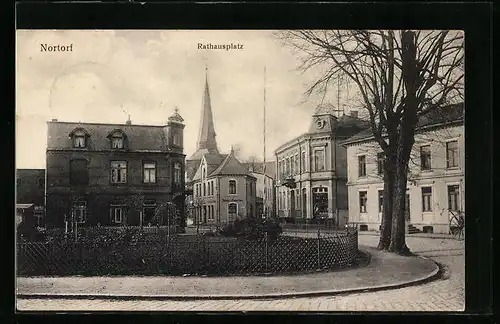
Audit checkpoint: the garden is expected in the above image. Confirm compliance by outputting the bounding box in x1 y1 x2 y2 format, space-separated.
17 217 360 277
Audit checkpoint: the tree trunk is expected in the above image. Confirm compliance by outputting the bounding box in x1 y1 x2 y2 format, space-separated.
377 150 396 250
388 30 418 255
388 158 411 255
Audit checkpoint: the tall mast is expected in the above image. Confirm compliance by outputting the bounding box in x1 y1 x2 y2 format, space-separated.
263 66 267 219
337 76 341 117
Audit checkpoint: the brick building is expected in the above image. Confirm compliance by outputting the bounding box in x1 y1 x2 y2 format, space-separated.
45 109 186 228
16 169 46 226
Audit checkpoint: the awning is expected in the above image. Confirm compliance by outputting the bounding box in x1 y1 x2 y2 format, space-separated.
16 204 34 209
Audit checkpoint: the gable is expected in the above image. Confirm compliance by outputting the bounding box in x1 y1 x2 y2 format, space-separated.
210 152 251 176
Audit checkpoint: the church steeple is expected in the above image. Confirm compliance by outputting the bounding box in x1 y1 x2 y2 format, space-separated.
197 67 218 151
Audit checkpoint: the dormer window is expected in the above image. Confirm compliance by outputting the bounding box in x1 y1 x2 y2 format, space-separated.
74 135 86 148
107 129 127 150
69 128 90 149
112 135 124 149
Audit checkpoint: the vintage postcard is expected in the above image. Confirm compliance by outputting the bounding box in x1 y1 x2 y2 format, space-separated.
16 29 465 312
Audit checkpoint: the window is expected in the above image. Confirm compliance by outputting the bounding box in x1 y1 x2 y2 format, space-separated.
70 159 89 185
143 162 156 183
110 161 127 183
38 178 45 189
210 181 214 196
290 156 295 175
111 206 124 224
73 135 86 148
314 148 325 171
359 191 367 213
293 154 301 174
378 190 384 213
203 183 206 196
229 180 237 195
228 203 237 222
377 153 385 175
358 155 366 177
209 205 215 221
17 178 21 187
295 189 300 210
202 168 206 179
301 151 306 172
111 136 124 149
447 185 460 211
421 187 432 212
173 134 181 146
174 163 182 185
420 145 432 170
72 201 86 223
446 141 459 168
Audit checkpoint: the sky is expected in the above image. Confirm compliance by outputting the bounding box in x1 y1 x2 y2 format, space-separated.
16 30 356 169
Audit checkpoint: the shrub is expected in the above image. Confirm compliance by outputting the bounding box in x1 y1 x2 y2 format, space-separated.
218 217 282 241
17 222 46 242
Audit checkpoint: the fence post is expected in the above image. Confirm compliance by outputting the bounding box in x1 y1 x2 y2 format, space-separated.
317 224 321 270
265 233 268 273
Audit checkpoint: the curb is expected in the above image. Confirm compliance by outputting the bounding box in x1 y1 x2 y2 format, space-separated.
356 232 455 240
16 253 440 301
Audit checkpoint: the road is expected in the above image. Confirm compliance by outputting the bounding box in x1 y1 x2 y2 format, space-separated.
16 235 464 312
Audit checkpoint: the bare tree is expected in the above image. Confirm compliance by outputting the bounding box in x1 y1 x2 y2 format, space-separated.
276 30 463 254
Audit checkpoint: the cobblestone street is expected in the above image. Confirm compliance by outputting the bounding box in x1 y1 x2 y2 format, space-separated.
16 235 465 312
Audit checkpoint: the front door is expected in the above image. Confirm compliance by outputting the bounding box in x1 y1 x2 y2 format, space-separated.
143 207 155 226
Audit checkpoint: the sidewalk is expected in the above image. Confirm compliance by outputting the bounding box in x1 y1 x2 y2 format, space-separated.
16 246 439 300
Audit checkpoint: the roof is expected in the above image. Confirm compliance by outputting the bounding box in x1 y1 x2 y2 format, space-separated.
188 148 221 161
210 150 253 177
191 152 227 181
46 121 170 151
16 169 45 176
243 161 276 179
342 103 464 145
275 114 370 153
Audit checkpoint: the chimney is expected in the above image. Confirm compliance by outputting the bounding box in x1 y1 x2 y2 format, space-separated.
51 119 58 122
350 110 358 118
126 120 132 125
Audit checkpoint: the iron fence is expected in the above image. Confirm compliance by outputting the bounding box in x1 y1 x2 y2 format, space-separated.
17 227 358 276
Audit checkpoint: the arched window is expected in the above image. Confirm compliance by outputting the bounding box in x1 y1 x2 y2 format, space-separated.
228 203 237 222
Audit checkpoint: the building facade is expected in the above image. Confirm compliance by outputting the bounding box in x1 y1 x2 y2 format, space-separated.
244 161 276 219
343 104 464 234
191 148 257 224
45 110 186 228
16 169 46 226
274 104 370 224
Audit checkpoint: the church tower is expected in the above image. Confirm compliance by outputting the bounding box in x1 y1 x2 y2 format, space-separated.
186 68 221 184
